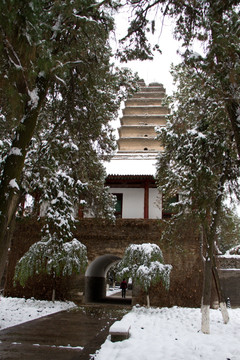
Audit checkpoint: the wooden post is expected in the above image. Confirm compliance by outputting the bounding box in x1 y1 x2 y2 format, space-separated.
144 181 149 219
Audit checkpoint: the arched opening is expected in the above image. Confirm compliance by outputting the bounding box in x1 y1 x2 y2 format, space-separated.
144 147 148 151
85 254 122 303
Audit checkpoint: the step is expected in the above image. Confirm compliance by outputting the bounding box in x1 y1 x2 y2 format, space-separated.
109 322 131 342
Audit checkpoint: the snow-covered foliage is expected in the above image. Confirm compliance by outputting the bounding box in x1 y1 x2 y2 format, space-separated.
117 243 172 306
156 60 240 223
14 171 88 289
0 0 139 284
136 261 172 292
14 237 87 287
156 58 238 332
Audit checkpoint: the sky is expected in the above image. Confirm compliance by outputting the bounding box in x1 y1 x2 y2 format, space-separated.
111 7 184 94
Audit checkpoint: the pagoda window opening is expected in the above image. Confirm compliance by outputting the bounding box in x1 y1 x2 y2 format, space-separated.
144 147 148 151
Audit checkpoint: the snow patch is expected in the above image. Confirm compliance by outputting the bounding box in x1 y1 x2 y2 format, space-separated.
9 147 22 156
94 306 240 360
28 88 39 109
0 297 76 330
9 179 20 191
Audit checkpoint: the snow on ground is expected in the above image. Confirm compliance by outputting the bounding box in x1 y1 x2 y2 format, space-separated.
0 296 76 330
1 296 240 360
106 285 121 297
94 306 240 360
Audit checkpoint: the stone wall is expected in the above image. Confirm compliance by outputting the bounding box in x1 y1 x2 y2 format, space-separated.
5 218 203 307
217 255 240 307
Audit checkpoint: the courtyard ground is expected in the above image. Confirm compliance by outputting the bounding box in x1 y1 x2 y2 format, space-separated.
0 295 239 360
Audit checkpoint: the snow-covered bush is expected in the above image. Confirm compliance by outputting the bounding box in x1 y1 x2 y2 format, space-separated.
14 237 87 286
117 243 172 307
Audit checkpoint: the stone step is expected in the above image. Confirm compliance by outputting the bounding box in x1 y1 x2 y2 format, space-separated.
120 115 166 126
109 322 131 342
122 106 169 115
125 98 163 106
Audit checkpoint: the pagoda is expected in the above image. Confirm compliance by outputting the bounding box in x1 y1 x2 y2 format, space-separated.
117 80 167 154
105 81 169 219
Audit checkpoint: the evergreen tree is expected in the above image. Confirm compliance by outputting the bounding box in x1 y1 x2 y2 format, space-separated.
14 171 88 301
0 0 138 284
117 243 172 308
156 61 239 333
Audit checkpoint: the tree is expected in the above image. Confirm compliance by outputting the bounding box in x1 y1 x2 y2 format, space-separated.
115 0 240 332
0 0 138 284
117 243 172 307
156 60 239 333
119 0 240 158
14 171 88 302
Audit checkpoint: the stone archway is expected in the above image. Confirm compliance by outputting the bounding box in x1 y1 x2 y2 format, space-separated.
85 254 121 303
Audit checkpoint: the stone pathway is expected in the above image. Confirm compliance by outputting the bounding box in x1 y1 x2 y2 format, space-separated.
0 302 131 360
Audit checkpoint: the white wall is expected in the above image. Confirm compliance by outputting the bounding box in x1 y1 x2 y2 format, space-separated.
110 188 144 218
149 188 162 219
109 187 162 219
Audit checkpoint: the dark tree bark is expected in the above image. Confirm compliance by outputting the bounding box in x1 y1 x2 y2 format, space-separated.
0 75 49 284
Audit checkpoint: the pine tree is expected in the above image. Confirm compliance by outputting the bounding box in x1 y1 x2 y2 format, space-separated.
0 0 138 284
156 61 239 333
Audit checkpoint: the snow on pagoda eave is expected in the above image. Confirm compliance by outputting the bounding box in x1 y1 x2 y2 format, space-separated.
104 151 160 177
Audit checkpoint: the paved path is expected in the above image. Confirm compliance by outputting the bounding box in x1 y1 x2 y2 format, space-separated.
0 302 131 360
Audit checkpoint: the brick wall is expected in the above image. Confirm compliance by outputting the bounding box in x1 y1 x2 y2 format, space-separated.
5 218 203 307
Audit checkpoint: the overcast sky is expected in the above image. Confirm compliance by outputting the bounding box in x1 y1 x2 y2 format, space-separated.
112 7 183 95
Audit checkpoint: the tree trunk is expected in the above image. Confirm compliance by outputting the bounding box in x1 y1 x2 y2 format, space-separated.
212 256 229 324
201 257 212 334
146 293 150 308
52 272 56 302
52 288 56 303
201 172 227 333
0 75 49 284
